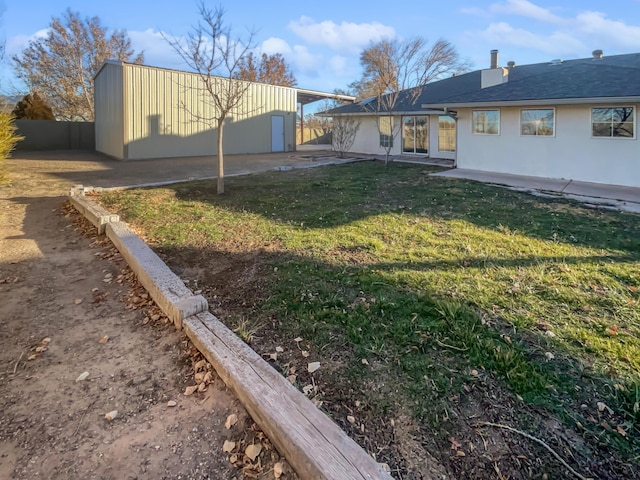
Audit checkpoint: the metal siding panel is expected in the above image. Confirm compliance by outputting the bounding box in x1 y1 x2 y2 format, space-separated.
120 64 300 159
95 62 124 159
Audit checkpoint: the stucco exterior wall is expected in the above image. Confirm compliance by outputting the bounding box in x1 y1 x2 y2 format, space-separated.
94 62 125 159
456 104 639 187
342 116 399 156
338 114 456 159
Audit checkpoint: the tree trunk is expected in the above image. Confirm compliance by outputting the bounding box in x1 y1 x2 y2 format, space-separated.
217 118 225 194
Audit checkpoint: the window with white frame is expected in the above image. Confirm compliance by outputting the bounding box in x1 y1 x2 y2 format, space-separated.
379 116 393 148
438 116 456 152
521 109 554 136
472 110 500 134
592 107 635 138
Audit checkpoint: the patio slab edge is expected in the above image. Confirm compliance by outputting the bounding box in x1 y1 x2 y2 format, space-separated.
68 190 393 480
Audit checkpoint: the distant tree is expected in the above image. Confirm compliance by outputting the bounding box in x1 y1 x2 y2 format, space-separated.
12 92 55 120
164 2 256 195
236 52 297 86
13 9 144 121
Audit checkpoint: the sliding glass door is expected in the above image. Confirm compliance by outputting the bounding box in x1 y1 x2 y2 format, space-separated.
402 116 429 154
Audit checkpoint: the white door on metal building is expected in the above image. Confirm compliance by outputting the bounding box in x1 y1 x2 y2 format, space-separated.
271 115 285 152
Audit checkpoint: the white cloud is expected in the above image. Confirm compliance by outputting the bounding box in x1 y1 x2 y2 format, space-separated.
490 0 564 25
459 7 493 18
290 45 323 75
473 22 584 56
128 29 200 70
328 55 347 75
464 4 640 61
288 16 394 54
6 29 48 56
258 37 322 75
574 11 640 49
261 37 292 55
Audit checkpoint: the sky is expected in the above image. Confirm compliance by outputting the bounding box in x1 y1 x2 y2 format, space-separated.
2 0 640 106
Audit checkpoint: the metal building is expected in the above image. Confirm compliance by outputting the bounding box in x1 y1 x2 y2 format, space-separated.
94 61 300 160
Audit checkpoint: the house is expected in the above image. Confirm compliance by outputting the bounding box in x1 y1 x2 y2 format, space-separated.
94 61 351 160
326 50 640 188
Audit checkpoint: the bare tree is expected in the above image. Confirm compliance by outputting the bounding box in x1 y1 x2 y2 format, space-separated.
353 37 470 100
13 9 143 120
354 37 469 164
164 3 256 194
236 52 296 86
332 116 361 158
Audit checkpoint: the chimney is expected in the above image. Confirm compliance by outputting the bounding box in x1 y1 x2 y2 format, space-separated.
490 49 499 69
482 50 509 88
507 61 516 69
592 49 603 59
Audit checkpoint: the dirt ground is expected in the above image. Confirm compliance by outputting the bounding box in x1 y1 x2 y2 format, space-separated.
5 150 637 480
0 154 298 480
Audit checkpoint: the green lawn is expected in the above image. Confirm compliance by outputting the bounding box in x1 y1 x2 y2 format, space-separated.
99 161 640 471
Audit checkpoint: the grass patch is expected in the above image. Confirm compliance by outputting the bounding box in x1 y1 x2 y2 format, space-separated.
100 161 640 468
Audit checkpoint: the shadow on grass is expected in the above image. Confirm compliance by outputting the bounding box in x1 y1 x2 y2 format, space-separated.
170 162 640 256
159 242 639 478
100 160 640 475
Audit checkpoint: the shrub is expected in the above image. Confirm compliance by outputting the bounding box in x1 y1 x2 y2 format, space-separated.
0 113 23 180
12 92 55 120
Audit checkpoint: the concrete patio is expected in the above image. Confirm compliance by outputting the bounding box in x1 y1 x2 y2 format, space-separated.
432 168 640 213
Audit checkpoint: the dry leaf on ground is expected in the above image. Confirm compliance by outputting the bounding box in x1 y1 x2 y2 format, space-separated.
223 440 236 453
75 371 89 382
245 443 262 461
225 413 238 429
307 361 320 373
274 462 284 478
184 385 198 396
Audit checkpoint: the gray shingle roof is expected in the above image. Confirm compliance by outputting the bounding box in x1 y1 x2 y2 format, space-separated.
328 52 640 115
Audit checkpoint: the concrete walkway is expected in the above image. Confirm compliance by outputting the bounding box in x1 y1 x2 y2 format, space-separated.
7 149 358 193
432 168 640 213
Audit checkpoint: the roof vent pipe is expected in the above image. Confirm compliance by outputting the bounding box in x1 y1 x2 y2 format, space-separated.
490 49 499 69
592 49 603 59
507 61 516 69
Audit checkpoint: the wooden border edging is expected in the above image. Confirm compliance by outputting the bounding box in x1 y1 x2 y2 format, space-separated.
68 192 119 235
105 221 208 328
184 313 393 480
68 190 394 480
